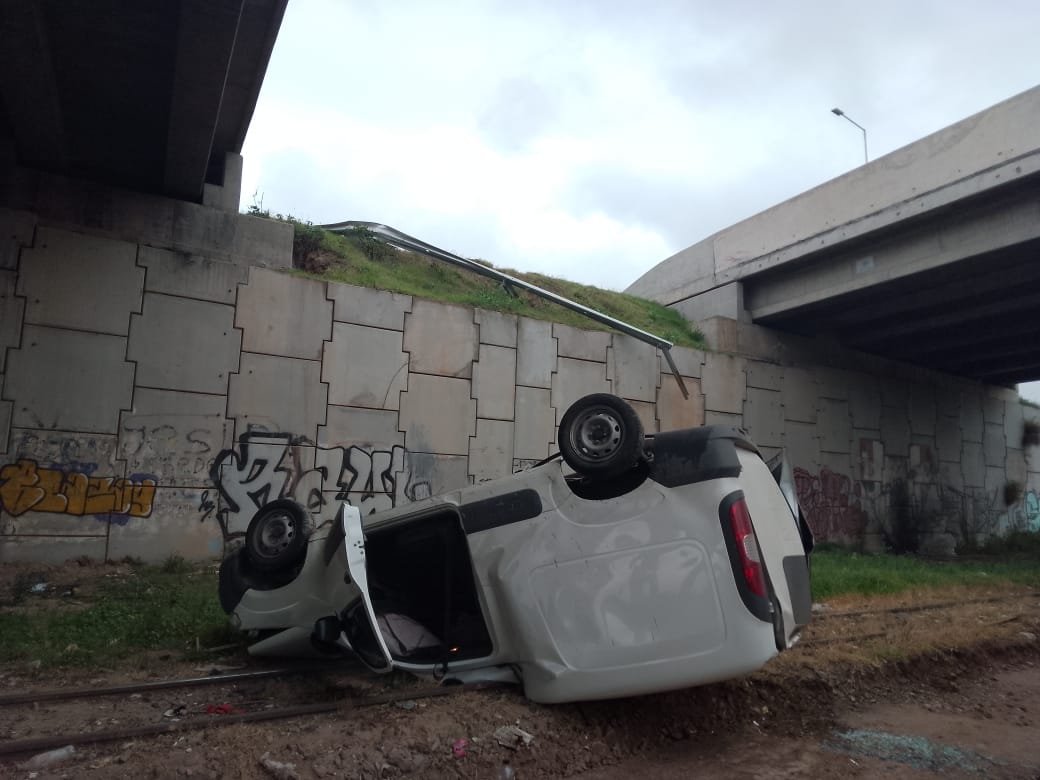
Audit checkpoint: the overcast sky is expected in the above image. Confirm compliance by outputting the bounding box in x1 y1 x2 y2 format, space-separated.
241 0 1040 400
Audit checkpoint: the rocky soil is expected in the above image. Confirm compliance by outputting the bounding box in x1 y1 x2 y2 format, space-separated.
1 563 1037 778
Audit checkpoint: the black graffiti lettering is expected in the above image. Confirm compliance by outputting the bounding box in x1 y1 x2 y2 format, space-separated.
207 432 409 539
198 489 215 523
185 429 212 454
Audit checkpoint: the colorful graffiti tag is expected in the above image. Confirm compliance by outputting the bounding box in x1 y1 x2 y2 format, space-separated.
1011 490 1040 533
0 459 157 523
1027 491 1040 532
794 466 869 541
208 432 430 538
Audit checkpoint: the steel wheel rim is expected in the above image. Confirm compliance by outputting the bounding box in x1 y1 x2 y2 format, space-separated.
571 408 622 461
257 510 296 557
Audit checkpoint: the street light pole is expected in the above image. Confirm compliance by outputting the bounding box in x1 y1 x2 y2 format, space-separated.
831 107 868 164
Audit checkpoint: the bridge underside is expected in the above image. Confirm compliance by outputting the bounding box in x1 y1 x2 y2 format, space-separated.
746 178 1040 387
0 0 286 203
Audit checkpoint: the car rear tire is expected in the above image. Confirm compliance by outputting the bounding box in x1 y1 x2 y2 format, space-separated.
244 500 310 573
558 393 644 478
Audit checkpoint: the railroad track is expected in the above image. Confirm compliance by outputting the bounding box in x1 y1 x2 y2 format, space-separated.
799 591 1039 648
0 666 509 758
3 593 1035 760
811 591 1040 621
0 666 321 707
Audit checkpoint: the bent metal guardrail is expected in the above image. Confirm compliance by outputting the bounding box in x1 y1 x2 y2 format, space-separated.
322 220 690 399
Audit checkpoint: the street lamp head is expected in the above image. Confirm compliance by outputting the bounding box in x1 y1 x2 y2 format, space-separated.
830 107 868 164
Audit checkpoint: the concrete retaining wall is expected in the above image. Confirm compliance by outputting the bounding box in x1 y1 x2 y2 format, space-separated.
1 174 1037 562
699 317 1040 552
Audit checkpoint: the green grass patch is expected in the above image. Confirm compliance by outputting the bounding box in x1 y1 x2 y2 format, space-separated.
959 530 1040 557
811 547 1040 601
0 561 237 669
2 548 1037 669
276 217 706 350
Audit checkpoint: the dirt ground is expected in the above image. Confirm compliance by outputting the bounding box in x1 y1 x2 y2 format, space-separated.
0 562 1038 779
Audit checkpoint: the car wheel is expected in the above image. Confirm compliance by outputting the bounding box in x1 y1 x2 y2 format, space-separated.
244 500 310 573
558 393 644 478
218 549 252 614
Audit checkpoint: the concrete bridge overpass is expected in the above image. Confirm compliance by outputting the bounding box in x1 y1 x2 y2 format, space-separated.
627 86 1040 387
0 0 286 207
0 7 1036 562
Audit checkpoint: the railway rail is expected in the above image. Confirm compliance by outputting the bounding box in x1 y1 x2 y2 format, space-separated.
797 591 1038 648
0 666 327 708
1 591 1035 761
0 678 509 758
811 591 1039 621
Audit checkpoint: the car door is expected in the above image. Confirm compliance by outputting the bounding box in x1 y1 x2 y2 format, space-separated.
338 504 395 672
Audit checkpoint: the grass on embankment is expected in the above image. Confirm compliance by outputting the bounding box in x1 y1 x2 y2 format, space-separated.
2 550 1037 669
810 546 1040 601
285 219 705 349
0 558 237 669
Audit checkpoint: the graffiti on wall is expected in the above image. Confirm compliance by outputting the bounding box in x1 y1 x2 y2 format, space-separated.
1010 490 1040 533
794 467 869 541
119 420 224 482
0 459 157 523
208 432 431 538
795 434 1040 545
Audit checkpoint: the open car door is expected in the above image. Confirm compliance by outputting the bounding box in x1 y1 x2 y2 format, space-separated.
338 504 395 673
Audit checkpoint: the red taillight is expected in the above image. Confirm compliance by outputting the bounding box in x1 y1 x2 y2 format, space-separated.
728 498 767 598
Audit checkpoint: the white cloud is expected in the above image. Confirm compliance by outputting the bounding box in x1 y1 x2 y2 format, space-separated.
1019 381 1040 406
243 0 1040 291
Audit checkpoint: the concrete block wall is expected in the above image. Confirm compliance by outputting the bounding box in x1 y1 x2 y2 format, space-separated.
1 172 1037 562
0 181 707 561
699 317 1040 551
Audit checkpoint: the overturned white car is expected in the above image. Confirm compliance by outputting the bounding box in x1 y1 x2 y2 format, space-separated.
219 394 813 703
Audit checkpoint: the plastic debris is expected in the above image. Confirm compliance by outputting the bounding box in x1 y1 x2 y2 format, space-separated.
205 703 243 715
497 759 516 779
260 751 300 780
29 583 48 594
24 745 75 769
194 664 246 674
393 699 417 711
494 725 535 749
452 738 469 758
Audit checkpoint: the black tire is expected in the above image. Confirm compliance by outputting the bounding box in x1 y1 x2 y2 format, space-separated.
218 547 305 614
558 393 644 478
244 499 310 573
771 595 786 651
217 549 252 614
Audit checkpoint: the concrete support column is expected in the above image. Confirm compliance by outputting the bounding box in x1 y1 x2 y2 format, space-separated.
202 151 243 213
672 281 748 326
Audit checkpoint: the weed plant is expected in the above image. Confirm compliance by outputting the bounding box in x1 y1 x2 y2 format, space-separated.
0 560 238 668
271 216 705 349
5 549 1037 668
811 546 1040 600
